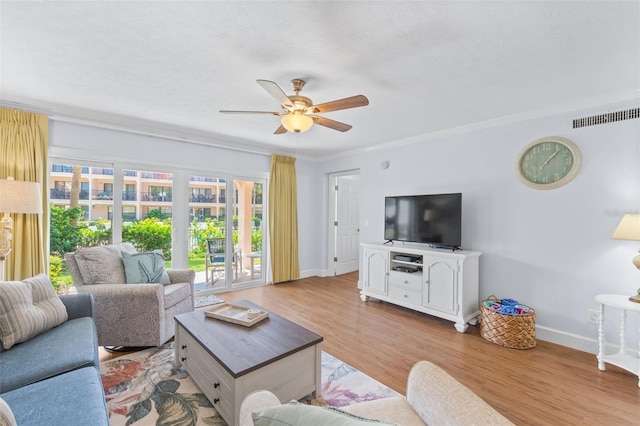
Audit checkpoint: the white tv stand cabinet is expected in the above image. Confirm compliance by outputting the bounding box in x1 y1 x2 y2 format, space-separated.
360 242 481 333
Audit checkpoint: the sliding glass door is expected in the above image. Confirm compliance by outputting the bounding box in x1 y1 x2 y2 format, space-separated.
189 175 265 294
49 160 266 295
233 179 264 286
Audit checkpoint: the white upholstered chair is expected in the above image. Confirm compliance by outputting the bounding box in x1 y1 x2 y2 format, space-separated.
64 243 195 348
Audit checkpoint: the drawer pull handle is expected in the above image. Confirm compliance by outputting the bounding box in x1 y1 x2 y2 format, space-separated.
214 382 220 389
181 357 187 362
181 345 187 350
213 398 220 404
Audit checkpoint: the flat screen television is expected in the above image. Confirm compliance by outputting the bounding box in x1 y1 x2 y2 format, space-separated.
384 193 462 248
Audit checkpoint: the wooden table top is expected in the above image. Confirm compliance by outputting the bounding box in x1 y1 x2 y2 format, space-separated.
175 300 323 378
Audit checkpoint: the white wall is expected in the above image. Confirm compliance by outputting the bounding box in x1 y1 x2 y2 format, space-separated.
49 121 272 174
48 100 640 354
316 99 640 353
48 120 321 278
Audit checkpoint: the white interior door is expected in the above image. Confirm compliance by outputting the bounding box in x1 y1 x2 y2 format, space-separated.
334 174 360 275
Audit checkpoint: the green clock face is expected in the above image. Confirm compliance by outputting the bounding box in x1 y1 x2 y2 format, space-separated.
516 137 582 189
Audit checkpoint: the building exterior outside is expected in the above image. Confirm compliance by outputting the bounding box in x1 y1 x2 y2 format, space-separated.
49 165 263 222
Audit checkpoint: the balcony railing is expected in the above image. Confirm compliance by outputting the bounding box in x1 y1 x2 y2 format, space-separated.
93 190 113 200
91 168 114 175
51 165 90 174
141 192 172 202
122 192 137 201
140 172 173 180
50 189 89 200
190 176 221 183
189 194 217 203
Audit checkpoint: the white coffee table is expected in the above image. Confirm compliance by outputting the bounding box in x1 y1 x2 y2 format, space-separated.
175 300 323 425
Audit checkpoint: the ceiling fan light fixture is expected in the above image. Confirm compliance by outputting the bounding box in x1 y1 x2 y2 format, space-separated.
281 113 313 133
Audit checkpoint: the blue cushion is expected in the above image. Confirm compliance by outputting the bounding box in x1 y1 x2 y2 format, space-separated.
0 367 108 426
0 317 98 393
122 250 171 284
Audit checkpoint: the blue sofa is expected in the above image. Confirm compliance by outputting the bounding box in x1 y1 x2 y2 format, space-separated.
0 293 109 426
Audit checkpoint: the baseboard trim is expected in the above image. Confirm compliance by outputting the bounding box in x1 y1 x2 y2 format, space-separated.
301 272 620 356
300 269 322 279
535 325 598 354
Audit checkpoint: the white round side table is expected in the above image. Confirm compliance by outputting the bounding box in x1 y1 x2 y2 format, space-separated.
595 294 640 387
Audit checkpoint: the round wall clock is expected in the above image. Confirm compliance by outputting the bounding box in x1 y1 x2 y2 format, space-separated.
515 136 582 190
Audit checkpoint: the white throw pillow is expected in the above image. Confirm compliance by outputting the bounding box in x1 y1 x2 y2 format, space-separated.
73 243 135 284
0 274 68 350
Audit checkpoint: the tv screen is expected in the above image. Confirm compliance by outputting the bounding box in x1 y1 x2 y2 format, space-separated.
384 193 462 248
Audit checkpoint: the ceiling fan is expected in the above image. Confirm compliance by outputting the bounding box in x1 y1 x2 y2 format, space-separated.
220 79 369 134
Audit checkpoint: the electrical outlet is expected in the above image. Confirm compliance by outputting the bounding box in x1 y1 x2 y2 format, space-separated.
587 309 599 324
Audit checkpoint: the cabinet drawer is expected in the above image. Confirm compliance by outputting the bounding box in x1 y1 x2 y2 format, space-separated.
388 285 422 305
388 271 423 291
187 357 233 422
179 329 235 422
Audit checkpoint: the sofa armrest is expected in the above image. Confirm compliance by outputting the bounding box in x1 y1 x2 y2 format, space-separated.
168 269 195 307
239 390 281 426
406 361 514 426
76 283 164 309
76 283 165 346
167 269 195 285
59 293 94 320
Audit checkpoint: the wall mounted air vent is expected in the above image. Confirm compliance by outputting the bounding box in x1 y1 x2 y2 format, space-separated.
573 107 639 128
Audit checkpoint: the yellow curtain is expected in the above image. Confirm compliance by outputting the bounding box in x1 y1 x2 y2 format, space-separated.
268 154 300 283
0 108 48 280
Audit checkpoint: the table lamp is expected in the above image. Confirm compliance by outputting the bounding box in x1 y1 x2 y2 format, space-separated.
611 213 640 303
0 177 42 281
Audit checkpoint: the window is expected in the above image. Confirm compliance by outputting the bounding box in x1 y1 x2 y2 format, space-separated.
123 206 136 221
49 161 267 295
124 184 136 201
189 175 265 294
122 169 173 267
49 163 114 261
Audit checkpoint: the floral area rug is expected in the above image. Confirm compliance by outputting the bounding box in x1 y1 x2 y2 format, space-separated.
193 294 225 309
100 343 400 425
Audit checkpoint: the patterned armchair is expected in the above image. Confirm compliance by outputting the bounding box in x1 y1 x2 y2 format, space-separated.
64 243 195 348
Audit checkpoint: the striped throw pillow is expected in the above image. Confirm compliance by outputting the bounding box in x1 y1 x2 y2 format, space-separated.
0 274 68 350
0 397 17 426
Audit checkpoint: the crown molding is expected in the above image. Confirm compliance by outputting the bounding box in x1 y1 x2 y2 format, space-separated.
320 90 640 162
3 89 638 164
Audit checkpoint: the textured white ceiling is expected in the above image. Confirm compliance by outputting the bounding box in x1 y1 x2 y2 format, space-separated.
1 1 639 158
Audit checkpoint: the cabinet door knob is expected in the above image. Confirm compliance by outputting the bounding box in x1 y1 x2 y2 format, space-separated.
404 280 409 284
181 357 186 362
214 382 220 388
181 345 187 350
404 294 408 298
213 398 220 404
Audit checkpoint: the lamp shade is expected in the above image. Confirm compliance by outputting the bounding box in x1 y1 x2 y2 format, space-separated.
281 113 313 133
611 214 640 241
612 213 640 270
0 177 42 214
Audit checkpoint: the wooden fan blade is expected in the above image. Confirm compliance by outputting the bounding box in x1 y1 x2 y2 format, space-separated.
310 95 369 114
257 79 294 109
311 115 352 132
219 110 283 115
274 125 288 135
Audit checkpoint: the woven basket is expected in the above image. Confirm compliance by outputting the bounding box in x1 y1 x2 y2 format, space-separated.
480 295 536 349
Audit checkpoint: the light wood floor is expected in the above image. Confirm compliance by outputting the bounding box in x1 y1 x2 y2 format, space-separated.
101 272 640 425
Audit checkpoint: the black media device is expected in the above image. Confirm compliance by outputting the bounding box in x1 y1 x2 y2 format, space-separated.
384 193 462 250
